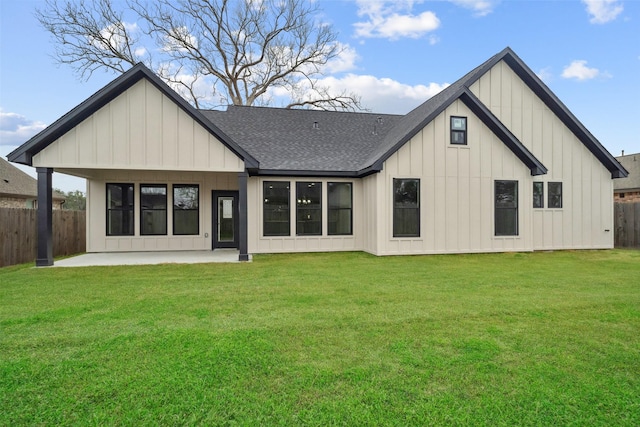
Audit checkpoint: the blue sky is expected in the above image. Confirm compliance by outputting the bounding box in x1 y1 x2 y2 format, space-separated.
1 0 639 192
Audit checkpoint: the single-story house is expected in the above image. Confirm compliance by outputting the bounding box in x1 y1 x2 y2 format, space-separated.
613 153 639 202
8 47 628 265
0 157 65 209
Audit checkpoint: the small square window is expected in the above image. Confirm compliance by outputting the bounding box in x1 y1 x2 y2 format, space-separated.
450 116 467 145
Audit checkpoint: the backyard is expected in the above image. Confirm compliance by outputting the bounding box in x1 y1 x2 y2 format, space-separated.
1 250 639 425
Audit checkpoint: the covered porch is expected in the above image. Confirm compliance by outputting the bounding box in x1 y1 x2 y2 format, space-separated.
33 168 250 266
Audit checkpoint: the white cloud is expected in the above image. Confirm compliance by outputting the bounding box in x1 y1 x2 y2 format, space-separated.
134 47 148 58
582 0 623 24
0 110 47 147
448 0 500 17
354 1 440 40
537 67 553 84
325 43 360 73
155 63 220 105
163 26 199 52
561 60 608 81
92 21 139 52
270 73 449 114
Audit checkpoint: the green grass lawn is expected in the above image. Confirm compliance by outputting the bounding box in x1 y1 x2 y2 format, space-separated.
1 250 639 426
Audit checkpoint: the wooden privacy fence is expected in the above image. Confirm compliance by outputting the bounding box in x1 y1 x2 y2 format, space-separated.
614 201 640 248
0 208 86 267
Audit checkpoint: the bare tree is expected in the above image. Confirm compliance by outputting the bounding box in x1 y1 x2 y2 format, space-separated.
36 0 362 111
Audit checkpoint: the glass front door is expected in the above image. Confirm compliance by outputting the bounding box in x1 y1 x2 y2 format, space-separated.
213 191 239 249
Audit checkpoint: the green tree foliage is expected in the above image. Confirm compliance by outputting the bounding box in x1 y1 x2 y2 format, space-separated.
55 189 86 210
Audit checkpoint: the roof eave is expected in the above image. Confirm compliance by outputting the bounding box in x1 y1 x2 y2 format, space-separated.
501 51 627 179
7 63 259 169
252 169 365 178
460 89 547 176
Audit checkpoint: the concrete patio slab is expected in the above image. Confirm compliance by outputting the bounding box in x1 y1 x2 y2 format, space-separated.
51 249 247 267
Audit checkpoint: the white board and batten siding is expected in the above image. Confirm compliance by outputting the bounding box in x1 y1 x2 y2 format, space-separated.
30 78 246 253
86 170 239 253
469 60 614 250
246 177 363 254
369 99 533 256
32 79 244 173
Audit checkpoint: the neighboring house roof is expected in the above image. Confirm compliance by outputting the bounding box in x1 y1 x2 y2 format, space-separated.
7 47 627 180
613 153 640 191
0 157 65 201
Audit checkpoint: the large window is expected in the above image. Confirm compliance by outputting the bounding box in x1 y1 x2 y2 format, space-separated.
328 182 352 235
451 116 467 145
296 182 322 236
495 180 518 236
533 182 544 208
548 182 563 209
106 183 134 236
264 181 290 236
173 184 199 235
140 184 167 235
393 179 420 237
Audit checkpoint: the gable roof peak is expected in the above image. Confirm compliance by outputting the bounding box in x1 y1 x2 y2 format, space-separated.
8 61 258 168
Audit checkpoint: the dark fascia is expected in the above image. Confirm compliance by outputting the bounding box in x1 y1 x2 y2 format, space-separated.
460 89 547 176
369 47 626 179
500 50 627 179
369 84 547 176
7 63 259 170
251 169 371 178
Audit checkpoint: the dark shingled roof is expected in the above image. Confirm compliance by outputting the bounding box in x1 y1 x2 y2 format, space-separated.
202 47 548 177
201 107 401 174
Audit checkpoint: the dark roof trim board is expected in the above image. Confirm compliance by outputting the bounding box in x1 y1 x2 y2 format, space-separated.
500 49 627 179
8 48 625 180
368 85 547 177
251 169 368 178
460 89 547 176
7 63 259 169
368 47 624 178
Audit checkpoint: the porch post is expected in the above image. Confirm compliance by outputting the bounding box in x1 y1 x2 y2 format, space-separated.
238 171 249 261
36 167 54 266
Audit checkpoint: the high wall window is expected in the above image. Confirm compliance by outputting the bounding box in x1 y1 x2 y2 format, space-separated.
495 180 518 236
328 182 353 235
296 182 322 236
106 183 134 236
264 181 290 236
548 182 563 209
533 182 544 208
140 184 167 235
173 184 199 235
393 179 420 238
450 116 467 145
